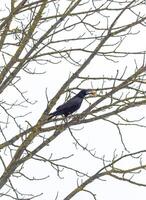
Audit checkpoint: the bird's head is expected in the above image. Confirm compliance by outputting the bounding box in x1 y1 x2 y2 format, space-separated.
77 89 97 98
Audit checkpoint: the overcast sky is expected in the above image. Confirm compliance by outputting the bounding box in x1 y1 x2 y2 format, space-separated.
1 1 146 200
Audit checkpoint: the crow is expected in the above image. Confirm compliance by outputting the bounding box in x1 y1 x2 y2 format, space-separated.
48 89 96 119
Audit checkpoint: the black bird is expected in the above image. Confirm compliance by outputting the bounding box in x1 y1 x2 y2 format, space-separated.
48 89 96 119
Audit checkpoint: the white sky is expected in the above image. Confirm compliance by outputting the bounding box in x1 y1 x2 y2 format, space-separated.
1 0 146 200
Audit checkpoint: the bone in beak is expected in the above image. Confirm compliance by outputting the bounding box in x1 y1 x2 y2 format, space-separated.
90 90 97 96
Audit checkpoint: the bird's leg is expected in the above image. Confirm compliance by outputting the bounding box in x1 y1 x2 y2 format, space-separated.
63 116 68 125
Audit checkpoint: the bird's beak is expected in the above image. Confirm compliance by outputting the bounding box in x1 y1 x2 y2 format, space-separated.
88 90 97 96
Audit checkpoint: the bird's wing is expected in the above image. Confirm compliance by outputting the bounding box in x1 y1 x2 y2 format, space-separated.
57 96 82 111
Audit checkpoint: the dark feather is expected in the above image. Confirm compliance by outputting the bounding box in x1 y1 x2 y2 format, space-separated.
48 89 96 119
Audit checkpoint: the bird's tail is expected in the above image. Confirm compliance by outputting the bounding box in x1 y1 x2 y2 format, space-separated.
48 110 60 120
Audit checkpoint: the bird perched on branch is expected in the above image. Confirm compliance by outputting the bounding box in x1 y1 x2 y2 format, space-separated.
48 89 96 119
